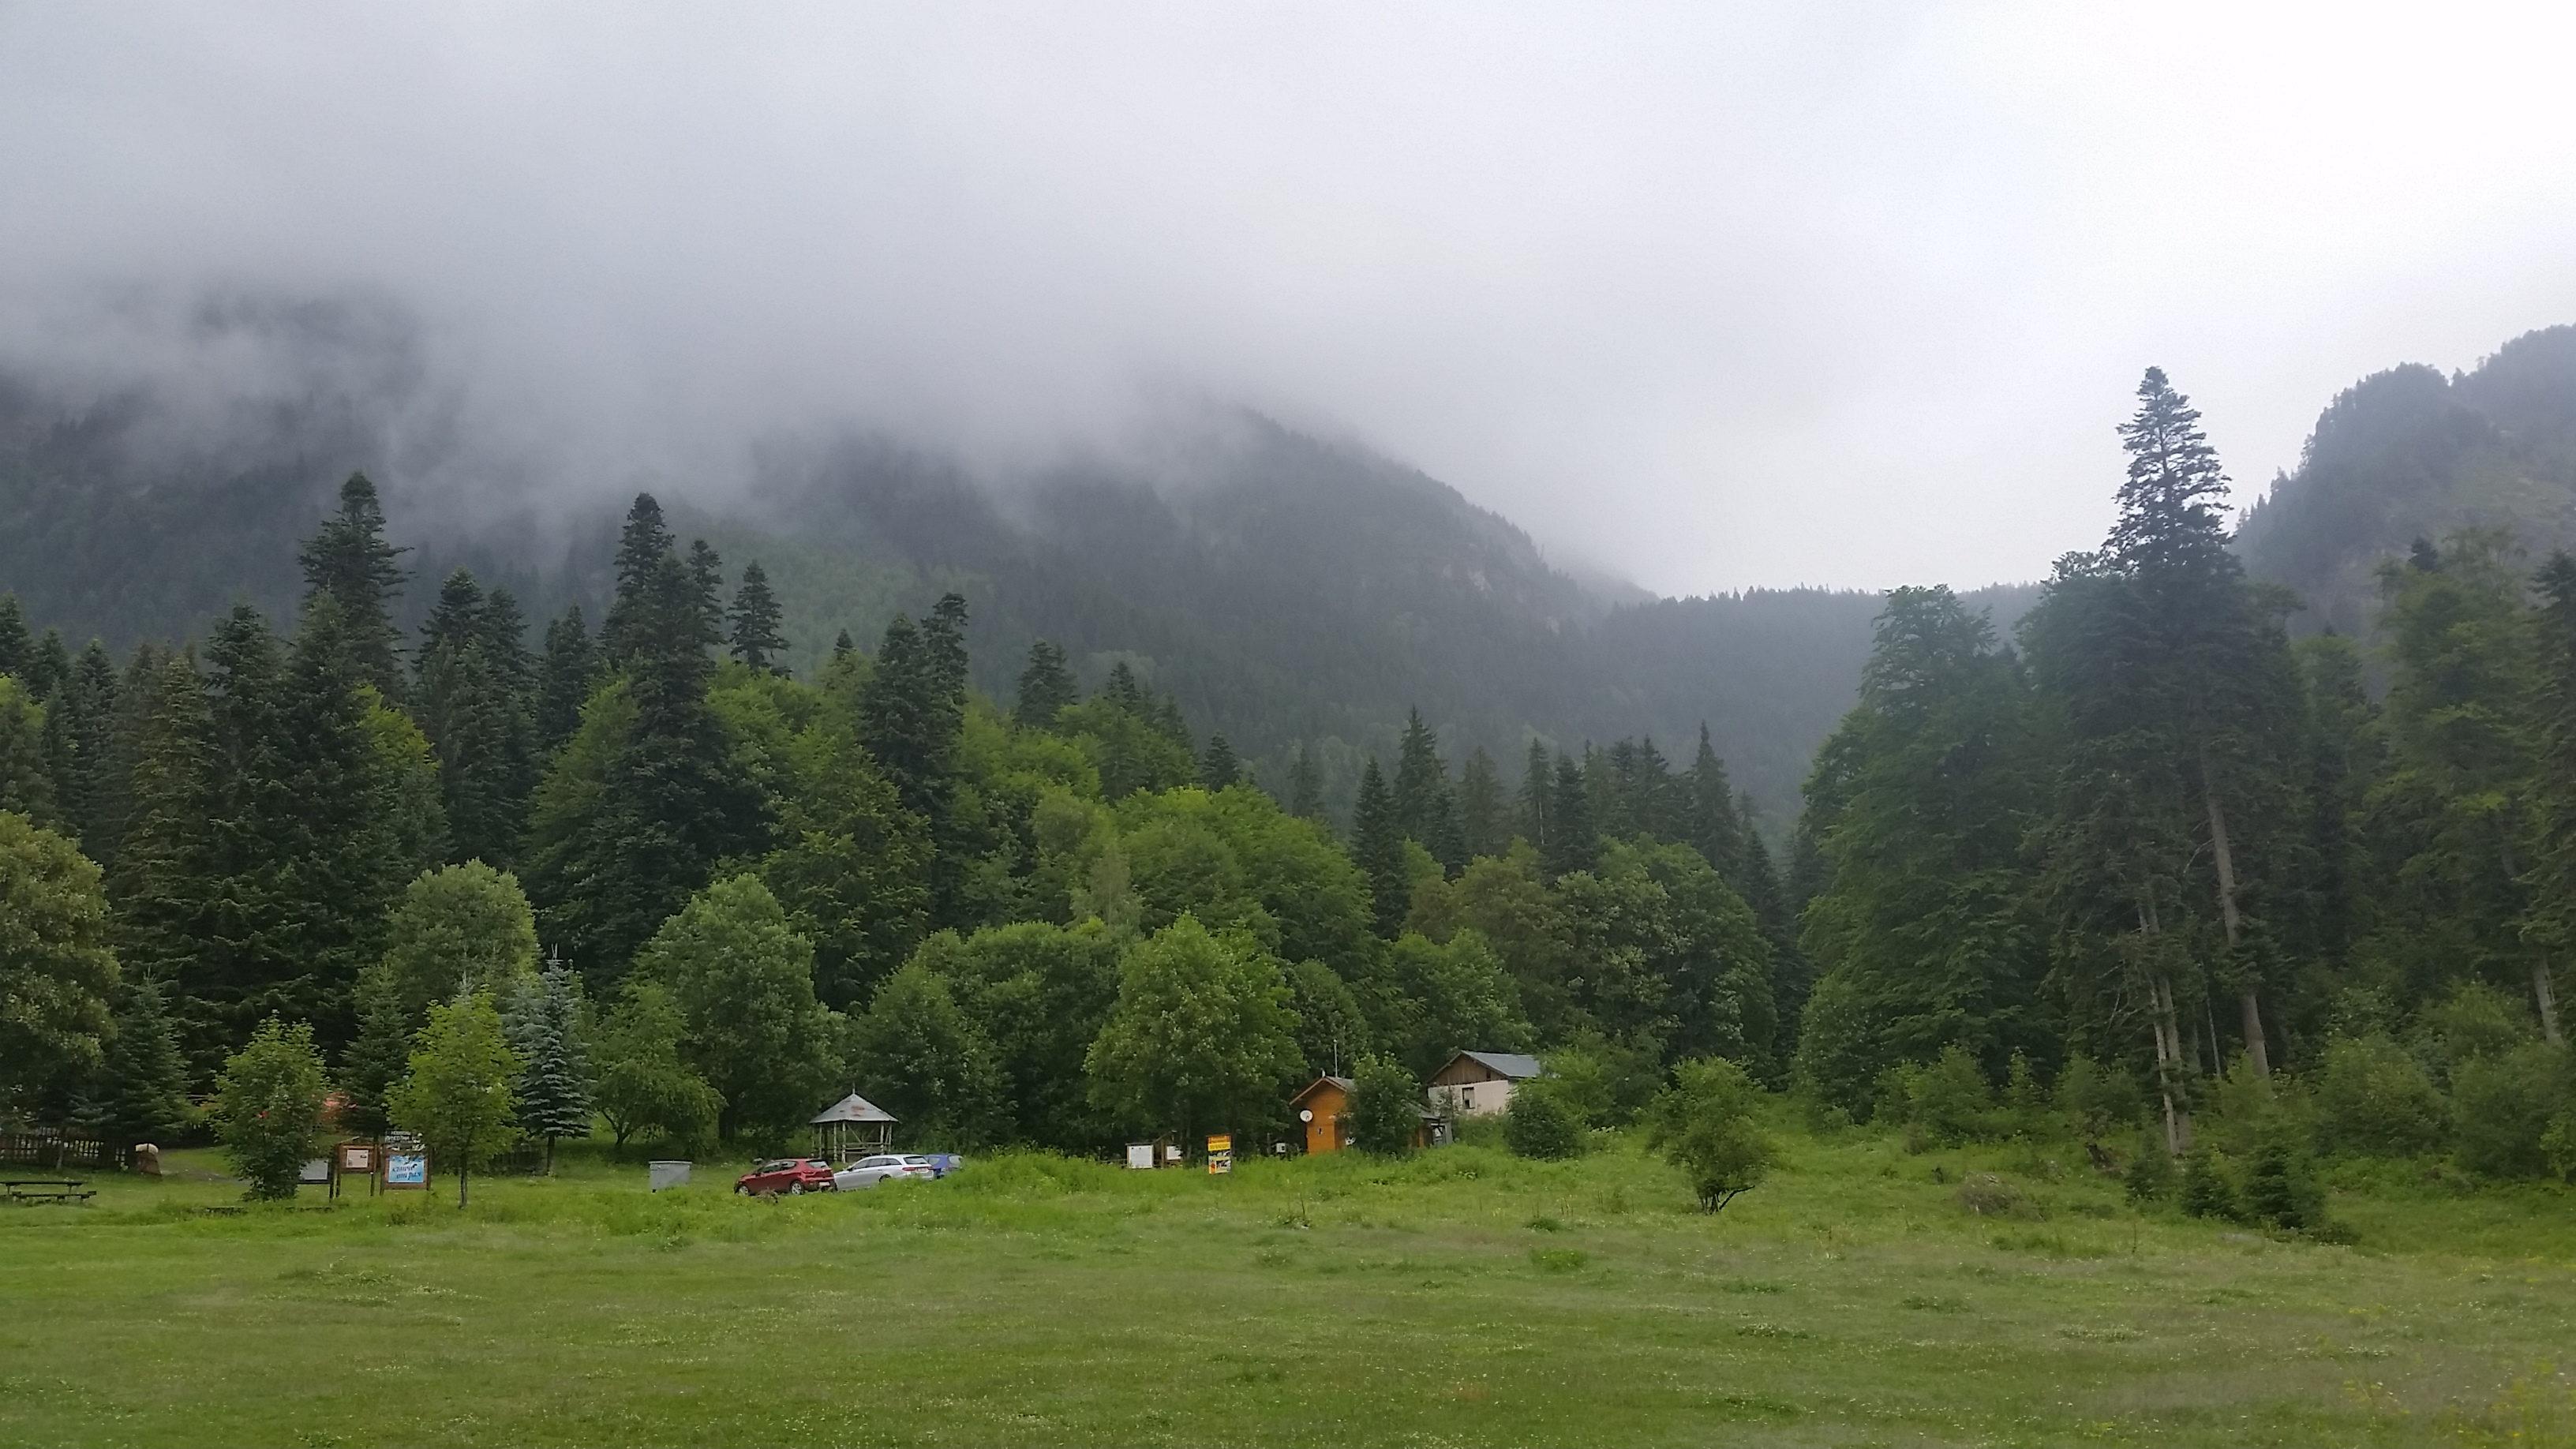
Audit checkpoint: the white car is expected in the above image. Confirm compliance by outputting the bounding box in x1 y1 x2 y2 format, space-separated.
832 1154 938 1190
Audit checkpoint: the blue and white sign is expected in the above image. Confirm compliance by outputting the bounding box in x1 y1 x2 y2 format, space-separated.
385 1152 429 1188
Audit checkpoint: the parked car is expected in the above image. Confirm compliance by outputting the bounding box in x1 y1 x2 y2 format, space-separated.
833 1154 938 1190
735 1158 837 1195
915 1153 964 1178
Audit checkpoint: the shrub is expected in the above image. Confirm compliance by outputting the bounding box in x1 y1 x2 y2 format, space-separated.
2179 1146 2240 1222
1503 1085 1586 1160
1346 1054 1423 1156
1955 1173 2027 1217
213 1017 331 1200
2451 1043 2568 1178
2413 980 2537 1088
2313 1033 2447 1156
2057 1054 2144 1160
1646 1057 1777 1214
2242 1129 2326 1231
1889 1044 1994 1148
2124 1133 2177 1203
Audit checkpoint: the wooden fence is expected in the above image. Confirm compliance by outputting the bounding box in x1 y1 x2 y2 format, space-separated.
0 1133 112 1169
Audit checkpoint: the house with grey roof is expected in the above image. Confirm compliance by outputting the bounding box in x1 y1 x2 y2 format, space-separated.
1425 1050 1545 1118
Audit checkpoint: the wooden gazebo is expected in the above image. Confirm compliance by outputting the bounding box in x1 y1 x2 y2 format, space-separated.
810 1093 897 1160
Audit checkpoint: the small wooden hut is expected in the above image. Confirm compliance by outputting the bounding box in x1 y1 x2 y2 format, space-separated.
810 1093 897 1160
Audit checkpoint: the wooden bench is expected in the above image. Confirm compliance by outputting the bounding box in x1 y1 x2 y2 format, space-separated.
2 1178 96 1204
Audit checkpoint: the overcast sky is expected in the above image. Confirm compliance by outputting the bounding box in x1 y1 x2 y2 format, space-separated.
5 3 2574 595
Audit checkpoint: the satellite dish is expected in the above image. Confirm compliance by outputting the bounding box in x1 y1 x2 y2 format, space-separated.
1298 1109 1313 1122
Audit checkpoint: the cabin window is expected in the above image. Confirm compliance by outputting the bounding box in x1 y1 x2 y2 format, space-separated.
1462 1087 1475 1110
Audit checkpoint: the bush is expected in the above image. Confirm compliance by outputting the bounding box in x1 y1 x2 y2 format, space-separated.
2179 1146 2239 1222
1886 1044 1994 1149
2451 1043 2568 1178
1503 1084 1586 1160
2124 1133 2177 1203
2313 1033 2447 1156
213 1018 331 1200
2242 1129 2326 1231
2057 1054 2144 1159
1646 1058 1777 1214
1345 1054 1423 1156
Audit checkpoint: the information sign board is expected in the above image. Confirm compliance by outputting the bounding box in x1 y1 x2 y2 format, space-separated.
385 1152 429 1189
1206 1133 1233 1175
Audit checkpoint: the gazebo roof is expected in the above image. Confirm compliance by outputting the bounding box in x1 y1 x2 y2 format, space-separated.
810 1092 898 1125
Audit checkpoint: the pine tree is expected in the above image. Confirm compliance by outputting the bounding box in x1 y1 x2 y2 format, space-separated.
687 540 727 648
107 654 212 1036
2524 552 2576 1043
27 628 69 700
1687 724 1747 884
1287 745 1324 824
1199 733 1241 790
1517 740 1553 855
337 967 412 1140
416 569 520 865
1014 640 1078 728
1456 747 1510 861
727 561 788 673
1352 758 1407 938
294 472 410 699
506 960 593 1170
0 675 52 822
0 593 28 678
1391 707 1464 874
85 977 193 1150
46 642 118 854
536 604 596 754
526 503 767 990
831 630 856 662
600 493 676 664
1542 753 1597 878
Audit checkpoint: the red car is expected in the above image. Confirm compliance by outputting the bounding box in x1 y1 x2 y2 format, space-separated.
734 1158 837 1195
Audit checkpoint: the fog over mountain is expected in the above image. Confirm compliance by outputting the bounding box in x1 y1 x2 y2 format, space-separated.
9 5 2576 597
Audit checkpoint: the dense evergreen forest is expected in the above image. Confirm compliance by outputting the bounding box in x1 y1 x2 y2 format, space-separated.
1797 365 2576 1192
0 477 1803 1163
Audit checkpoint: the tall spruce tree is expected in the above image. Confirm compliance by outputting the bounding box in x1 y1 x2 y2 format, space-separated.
1014 640 1078 729
0 593 28 678
1199 733 1241 790
506 960 593 1170
536 604 597 754
1688 724 1748 884
1286 744 1325 824
1517 740 1554 856
294 472 410 699
728 561 788 673
1351 757 1408 938
1391 708 1465 873
1543 753 1597 878
85 978 193 1150
1456 747 1510 860
526 497 768 992
416 569 525 867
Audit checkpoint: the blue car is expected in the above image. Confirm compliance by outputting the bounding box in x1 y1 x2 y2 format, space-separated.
915 1153 964 1178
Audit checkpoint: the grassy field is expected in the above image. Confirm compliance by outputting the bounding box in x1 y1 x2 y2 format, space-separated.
3 1125 2574 1447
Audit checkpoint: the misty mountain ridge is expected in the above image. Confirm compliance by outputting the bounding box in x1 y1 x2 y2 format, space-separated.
0 333 1890 820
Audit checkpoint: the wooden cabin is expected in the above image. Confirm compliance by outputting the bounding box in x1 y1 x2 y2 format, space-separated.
1426 1050 1545 1118
1290 1076 1353 1155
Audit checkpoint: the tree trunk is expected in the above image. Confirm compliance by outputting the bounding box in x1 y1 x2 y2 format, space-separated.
2200 747 2269 1076
458 1163 470 1210
2140 896 2192 1155
2538 960 2565 1046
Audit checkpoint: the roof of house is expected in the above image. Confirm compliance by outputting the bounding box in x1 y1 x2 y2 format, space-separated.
1447 1050 1545 1080
810 1092 897 1125
1289 1076 1354 1107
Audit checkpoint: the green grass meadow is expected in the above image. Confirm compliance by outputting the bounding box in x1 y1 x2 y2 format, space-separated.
4 1128 2574 1447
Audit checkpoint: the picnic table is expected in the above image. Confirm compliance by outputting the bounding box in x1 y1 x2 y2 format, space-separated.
2 1178 95 1204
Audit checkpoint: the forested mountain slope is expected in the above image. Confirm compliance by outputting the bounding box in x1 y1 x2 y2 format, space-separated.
2237 324 2576 630
0 379 1914 818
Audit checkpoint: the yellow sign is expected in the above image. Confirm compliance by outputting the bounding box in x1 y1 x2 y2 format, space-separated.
1206 1133 1233 1175
1206 1135 1231 1154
